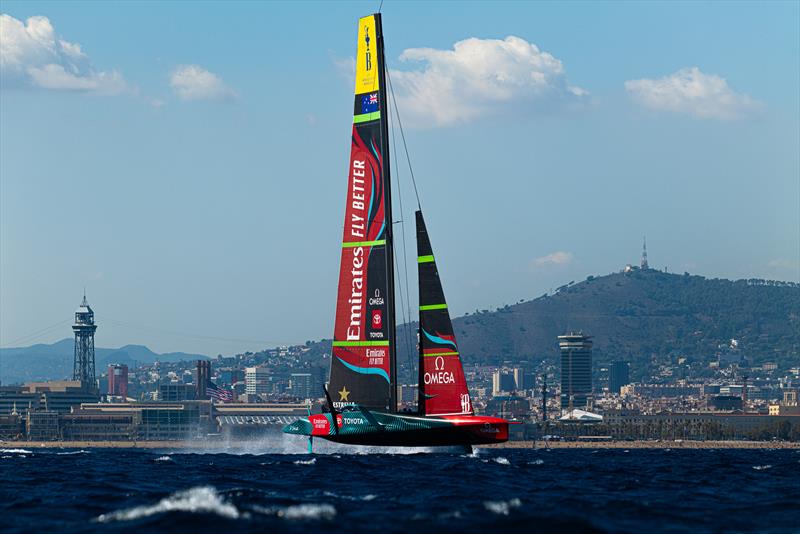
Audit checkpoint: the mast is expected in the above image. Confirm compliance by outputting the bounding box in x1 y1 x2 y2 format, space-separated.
374 14 397 413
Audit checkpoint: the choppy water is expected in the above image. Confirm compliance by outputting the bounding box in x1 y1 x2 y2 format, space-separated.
1 440 799 533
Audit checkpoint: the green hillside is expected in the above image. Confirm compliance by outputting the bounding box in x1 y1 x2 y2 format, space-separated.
388 269 800 380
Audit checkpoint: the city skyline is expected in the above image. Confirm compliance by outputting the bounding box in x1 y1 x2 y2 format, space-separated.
1 1 798 355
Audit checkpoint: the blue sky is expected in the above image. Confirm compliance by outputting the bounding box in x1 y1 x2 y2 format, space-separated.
1 1 798 356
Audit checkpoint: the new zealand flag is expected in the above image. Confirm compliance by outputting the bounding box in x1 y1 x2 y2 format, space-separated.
360 92 379 114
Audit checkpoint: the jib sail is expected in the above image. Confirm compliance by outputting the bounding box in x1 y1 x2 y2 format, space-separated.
416 210 473 416
328 14 396 412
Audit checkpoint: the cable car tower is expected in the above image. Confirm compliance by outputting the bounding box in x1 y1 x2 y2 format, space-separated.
72 293 97 390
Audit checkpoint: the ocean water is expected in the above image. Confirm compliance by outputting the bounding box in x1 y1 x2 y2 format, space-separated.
1 440 799 533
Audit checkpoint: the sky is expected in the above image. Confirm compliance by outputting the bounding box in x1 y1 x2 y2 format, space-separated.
1 1 798 357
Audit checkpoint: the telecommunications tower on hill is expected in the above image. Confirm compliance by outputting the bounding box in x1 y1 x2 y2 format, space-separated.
640 236 649 270
73 293 97 390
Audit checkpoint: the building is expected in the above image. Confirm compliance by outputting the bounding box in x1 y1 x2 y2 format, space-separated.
140 405 202 440
158 383 195 402
602 411 800 440
64 401 212 441
512 368 527 391
108 364 129 398
27 411 60 441
0 411 24 439
609 361 630 395
559 408 603 423
397 384 418 405
214 402 310 440
218 369 244 386
289 373 313 400
195 360 211 400
710 395 743 411
559 332 593 411
245 366 270 396
72 294 98 390
0 381 99 416
621 383 703 398
768 389 800 415
61 408 137 441
485 396 530 419
492 370 516 396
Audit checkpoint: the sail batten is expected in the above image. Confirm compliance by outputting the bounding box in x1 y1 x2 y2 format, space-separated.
328 14 395 412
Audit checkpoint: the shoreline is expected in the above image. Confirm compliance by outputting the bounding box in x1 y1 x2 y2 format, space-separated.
2 439 799 450
486 440 800 449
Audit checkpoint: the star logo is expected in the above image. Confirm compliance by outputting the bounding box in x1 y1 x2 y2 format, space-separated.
338 386 350 402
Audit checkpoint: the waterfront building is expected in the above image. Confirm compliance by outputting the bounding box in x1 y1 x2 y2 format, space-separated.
0 411 24 439
245 366 270 396
61 401 212 441
602 411 800 440
0 387 40 415
158 383 195 402
0 381 99 415
61 409 137 441
108 364 129 398
139 404 202 440
214 402 310 440
27 411 60 441
609 361 630 395
559 332 593 411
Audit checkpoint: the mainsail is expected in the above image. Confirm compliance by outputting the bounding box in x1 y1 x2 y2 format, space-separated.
416 210 473 416
328 14 396 412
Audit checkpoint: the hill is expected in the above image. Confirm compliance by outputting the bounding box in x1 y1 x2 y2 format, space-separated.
392 269 799 379
0 339 208 385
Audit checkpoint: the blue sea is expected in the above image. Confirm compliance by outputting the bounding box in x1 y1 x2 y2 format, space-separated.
1 442 799 533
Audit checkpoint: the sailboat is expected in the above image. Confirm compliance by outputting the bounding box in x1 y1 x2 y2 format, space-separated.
283 13 512 450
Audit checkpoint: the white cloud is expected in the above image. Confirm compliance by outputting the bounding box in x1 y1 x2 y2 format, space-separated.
624 67 759 119
169 65 236 101
767 258 799 270
533 251 574 266
390 36 586 127
0 13 129 94
332 55 355 80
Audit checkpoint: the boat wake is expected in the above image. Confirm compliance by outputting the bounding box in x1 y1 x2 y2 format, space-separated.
483 498 521 516
96 486 241 523
255 503 337 521
323 490 376 501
